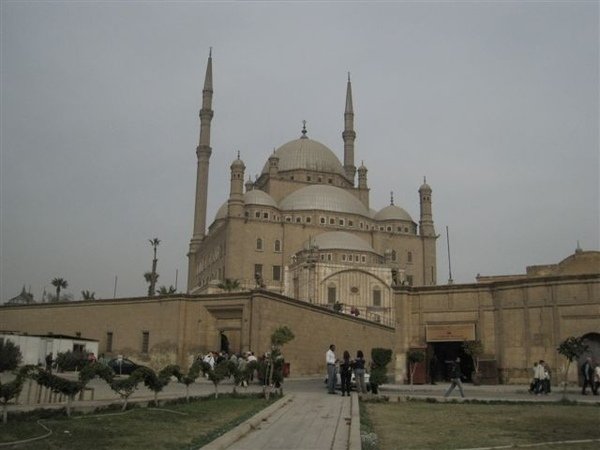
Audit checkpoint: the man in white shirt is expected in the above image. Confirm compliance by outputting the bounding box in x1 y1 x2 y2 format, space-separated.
326 344 337 394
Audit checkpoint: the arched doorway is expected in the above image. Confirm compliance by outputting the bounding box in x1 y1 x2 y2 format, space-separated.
577 332 600 384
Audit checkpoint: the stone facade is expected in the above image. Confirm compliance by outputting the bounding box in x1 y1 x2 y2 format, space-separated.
0 290 394 376
393 250 600 385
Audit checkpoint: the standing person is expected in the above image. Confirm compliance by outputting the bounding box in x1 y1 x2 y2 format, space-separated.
534 360 546 394
529 362 539 394
326 344 337 394
593 363 600 396
581 357 594 395
541 361 551 394
429 354 439 385
444 357 465 398
339 351 352 396
45 353 53 373
353 350 367 394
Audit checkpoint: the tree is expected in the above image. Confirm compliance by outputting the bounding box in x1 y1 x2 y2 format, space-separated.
81 290 96 300
370 348 393 394
147 238 160 296
557 336 589 398
33 368 83 417
178 360 201 402
200 360 230 398
139 365 181 405
407 350 425 389
110 368 145 411
263 326 295 399
51 277 68 302
0 339 22 372
217 278 240 292
0 365 35 423
462 340 484 375
157 285 177 296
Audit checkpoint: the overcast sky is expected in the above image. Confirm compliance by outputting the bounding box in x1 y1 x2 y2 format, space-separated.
1 1 598 302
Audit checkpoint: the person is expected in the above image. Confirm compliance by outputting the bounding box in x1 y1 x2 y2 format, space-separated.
326 344 337 394
45 352 53 372
353 350 367 394
429 354 438 385
593 363 600 396
339 351 352 396
529 362 539 394
581 357 594 395
534 360 546 394
541 361 551 394
444 357 465 398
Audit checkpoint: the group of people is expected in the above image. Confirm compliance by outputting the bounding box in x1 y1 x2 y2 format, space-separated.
581 357 600 396
528 360 552 395
325 344 368 396
199 350 259 385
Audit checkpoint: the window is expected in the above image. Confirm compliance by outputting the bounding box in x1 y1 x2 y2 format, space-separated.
272 265 281 281
254 264 263 277
342 254 347 261
256 238 263 250
106 332 113 353
373 288 382 307
386 226 392 232
318 177 322 182
285 216 292 222
359 222 363 229
354 255 359 262
263 212 269 219
255 211 260 218
306 217 311 223
328 178 333 184
320 217 326 225
73 343 84 353
329 218 335 225
327 254 332 261
407 251 413 263
348 220 354 227
406 275 414 286
296 217 302 223
274 240 281 252
328 286 337 304
307 176 311 181
361 255 366 263
339 219 345 226
142 331 149 353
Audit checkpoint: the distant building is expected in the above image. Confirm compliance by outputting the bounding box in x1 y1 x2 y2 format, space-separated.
6 286 34 305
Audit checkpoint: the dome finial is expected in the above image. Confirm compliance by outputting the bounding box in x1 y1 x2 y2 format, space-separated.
301 120 308 138
424 176 427 184
209 46 212 57
390 191 394 206
237 150 240 160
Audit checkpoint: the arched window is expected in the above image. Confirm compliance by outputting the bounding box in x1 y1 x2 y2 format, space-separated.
274 240 281 252
407 251 413 263
256 238 263 251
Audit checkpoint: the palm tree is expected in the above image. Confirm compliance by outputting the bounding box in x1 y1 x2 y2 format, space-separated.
144 271 159 296
81 290 96 300
51 278 68 302
148 238 160 296
157 285 177 295
217 278 240 292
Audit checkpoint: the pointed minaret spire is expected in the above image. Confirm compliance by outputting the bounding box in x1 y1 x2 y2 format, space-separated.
343 73 356 184
191 49 214 244
390 191 394 206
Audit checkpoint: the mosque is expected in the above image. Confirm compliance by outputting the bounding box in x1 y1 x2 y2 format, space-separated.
2 52 598 385
187 51 437 325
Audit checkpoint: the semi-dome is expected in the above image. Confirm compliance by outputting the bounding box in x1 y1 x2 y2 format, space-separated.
214 202 228 220
280 185 369 216
261 138 345 176
307 231 376 253
243 190 278 208
374 205 413 222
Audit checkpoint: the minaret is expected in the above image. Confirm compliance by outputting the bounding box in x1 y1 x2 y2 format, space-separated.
357 161 369 208
343 73 356 184
419 177 435 237
419 177 437 285
191 49 214 246
228 152 245 217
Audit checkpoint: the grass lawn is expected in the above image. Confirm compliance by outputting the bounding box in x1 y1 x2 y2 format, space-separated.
0 394 274 449
362 400 600 450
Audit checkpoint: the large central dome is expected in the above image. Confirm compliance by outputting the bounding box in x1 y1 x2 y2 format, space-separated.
261 137 345 176
280 185 370 216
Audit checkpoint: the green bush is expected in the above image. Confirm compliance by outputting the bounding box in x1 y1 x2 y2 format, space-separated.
370 348 393 390
55 350 88 371
0 339 22 371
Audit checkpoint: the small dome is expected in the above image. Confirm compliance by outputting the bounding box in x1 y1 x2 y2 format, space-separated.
214 202 228 220
419 177 431 192
243 190 278 208
261 138 345 176
308 231 376 253
280 185 369 216
231 158 245 170
374 205 413 222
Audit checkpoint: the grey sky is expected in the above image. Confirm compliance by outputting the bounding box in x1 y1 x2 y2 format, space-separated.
1 1 598 302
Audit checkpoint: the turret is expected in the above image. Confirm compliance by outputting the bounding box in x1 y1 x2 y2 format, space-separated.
268 149 279 177
245 175 254 192
418 177 435 237
343 73 356 184
357 161 369 208
228 152 245 217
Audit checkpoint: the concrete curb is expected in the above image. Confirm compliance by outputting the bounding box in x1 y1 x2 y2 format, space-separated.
349 392 362 450
200 394 295 450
